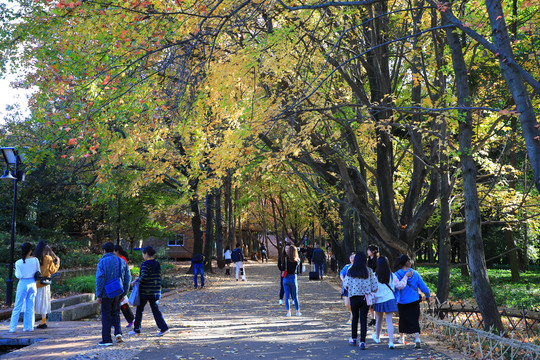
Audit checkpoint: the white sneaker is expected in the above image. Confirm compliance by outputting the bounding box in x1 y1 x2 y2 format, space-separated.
157 329 170 336
296 311 302 316
372 333 380 343
388 342 395 349
285 312 291 317
128 330 141 335
115 334 123 343
279 299 283 305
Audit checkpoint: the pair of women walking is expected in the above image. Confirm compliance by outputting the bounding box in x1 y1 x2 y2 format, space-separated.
342 251 430 350
9 241 60 332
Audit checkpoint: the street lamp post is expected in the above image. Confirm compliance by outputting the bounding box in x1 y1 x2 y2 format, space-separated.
1 147 24 307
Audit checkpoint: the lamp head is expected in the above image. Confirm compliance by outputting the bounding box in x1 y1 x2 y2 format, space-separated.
0 169 17 181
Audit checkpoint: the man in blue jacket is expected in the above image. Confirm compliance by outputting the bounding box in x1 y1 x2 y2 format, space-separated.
96 242 131 346
312 244 326 280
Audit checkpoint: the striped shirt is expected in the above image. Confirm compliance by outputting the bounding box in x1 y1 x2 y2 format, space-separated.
139 259 162 300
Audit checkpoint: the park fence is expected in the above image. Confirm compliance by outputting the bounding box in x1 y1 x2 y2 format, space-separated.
422 301 540 359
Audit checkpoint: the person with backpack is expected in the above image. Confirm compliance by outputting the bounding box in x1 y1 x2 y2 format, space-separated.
394 254 431 348
231 243 246 281
191 253 206 289
96 242 131 346
372 256 408 349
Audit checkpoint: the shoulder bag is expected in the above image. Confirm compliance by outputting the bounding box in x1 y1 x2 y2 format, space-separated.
104 257 124 298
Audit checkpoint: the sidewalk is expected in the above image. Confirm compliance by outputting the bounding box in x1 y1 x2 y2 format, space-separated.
1 262 464 359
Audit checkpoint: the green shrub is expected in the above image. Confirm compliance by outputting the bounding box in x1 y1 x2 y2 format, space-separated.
64 275 96 293
130 266 140 277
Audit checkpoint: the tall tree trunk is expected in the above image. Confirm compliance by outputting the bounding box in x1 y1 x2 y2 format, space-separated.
437 167 451 303
506 117 520 282
204 192 214 271
215 187 223 265
485 0 540 193
445 17 503 332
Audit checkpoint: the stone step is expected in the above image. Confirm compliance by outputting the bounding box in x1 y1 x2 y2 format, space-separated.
0 293 97 321
48 302 100 322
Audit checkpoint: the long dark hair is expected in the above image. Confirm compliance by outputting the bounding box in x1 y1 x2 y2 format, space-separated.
21 242 33 263
376 256 391 284
114 245 129 262
394 254 410 271
347 252 369 279
35 241 57 265
287 246 300 263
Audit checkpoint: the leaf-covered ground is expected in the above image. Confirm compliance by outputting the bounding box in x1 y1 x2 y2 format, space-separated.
64 262 465 360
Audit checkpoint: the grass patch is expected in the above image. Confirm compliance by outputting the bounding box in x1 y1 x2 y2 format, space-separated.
419 266 540 311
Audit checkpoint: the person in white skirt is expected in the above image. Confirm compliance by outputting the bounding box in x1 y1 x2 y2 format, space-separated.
34 241 60 329
9 242 40 332
371 256 407 349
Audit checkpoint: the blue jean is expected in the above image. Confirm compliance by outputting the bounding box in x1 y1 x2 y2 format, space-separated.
101 296 121 343
9 278 36 332
282 275 299 311
194 263 204 288
315 262 324 277
134 298 168 333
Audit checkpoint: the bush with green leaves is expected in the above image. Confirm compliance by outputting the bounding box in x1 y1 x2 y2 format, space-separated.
63 275 96 293
419 266 540 310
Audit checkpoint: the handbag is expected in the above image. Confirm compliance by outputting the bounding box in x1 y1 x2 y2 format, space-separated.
34 271 42 281
128 281 140 306
365 293 375 306
281 270 287 278
40 276 52 285
104 257 124 298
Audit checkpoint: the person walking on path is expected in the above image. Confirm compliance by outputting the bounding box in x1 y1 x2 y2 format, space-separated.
277 245 287 305
394 254 431 348
9 242 40 333
342 252 378 350
114 245 135 328
34 241 60 329
281 245 302 317
260 242 268 263
129 246 169 336
372 256 408 349
367 244 379 326
231 243 246 281
339 252 355 324
96 242 131 346
191 253 206 289
311 244 325 280
224 246 232 275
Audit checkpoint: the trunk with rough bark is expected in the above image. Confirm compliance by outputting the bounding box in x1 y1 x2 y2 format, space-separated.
445 16 503 332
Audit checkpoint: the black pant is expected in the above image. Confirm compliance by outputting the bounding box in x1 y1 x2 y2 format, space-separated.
121 303 134 323
134 298 169 333
279 276 285 300
350 296 369 342
101 296 121 343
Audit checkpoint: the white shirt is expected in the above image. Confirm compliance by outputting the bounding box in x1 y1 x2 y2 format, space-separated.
14 257 40 279
373 273 408 304
224 249 232 260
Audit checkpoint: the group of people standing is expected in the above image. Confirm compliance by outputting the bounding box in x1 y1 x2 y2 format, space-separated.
9 241 60 333
340 245 431 350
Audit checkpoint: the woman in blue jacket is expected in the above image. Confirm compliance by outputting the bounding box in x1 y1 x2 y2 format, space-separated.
394 255 431 348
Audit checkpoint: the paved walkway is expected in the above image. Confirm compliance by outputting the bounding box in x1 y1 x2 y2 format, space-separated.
1 262 463 359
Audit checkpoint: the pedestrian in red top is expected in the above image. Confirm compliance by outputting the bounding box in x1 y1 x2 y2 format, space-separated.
114 245 135 328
